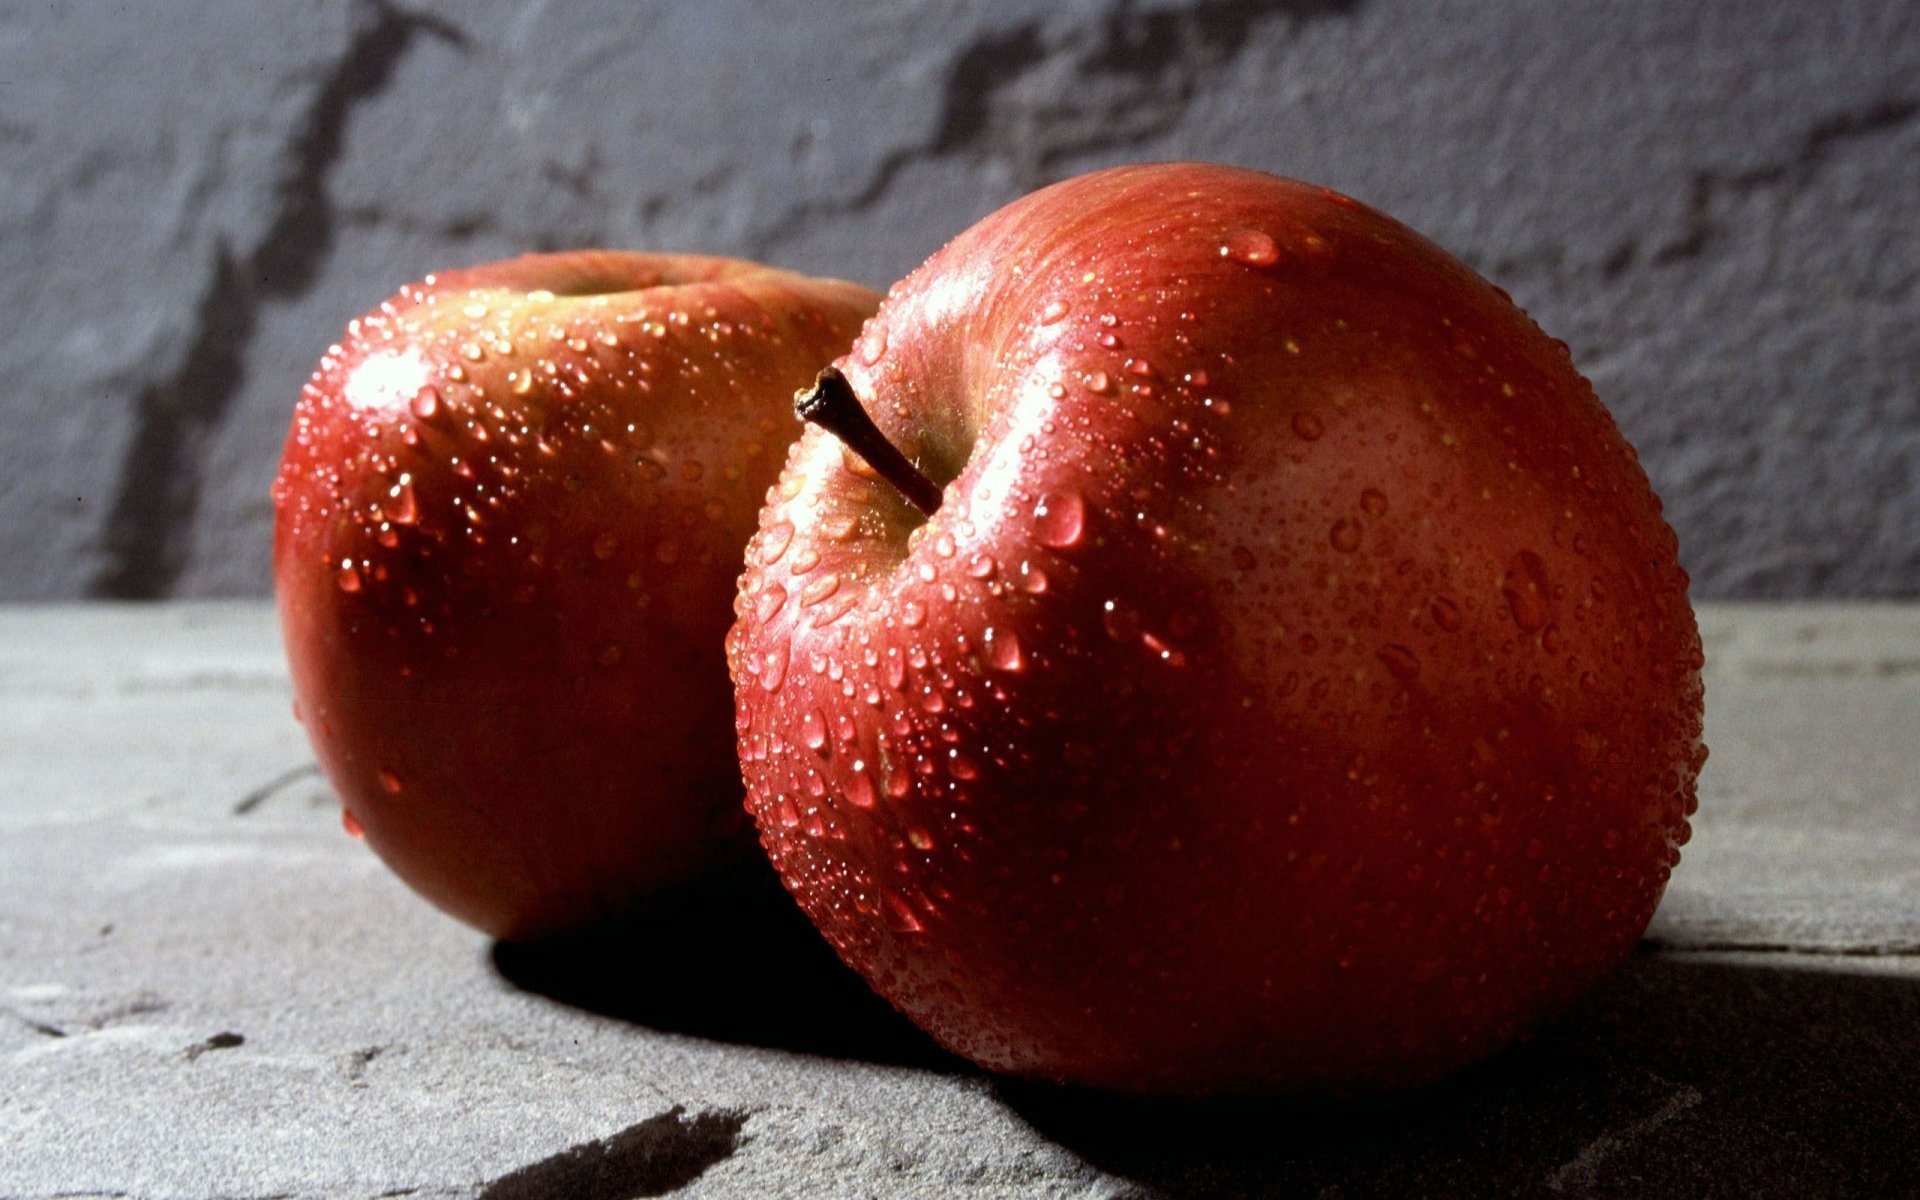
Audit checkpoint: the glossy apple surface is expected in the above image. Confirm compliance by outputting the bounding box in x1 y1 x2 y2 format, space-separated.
727 164 1705 1095
275 251 876 941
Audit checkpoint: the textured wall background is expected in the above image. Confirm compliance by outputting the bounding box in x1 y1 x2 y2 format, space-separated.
3 0 1915 601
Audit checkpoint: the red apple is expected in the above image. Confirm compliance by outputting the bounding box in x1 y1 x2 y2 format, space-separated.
727 164 1705 1096
275 251 877 941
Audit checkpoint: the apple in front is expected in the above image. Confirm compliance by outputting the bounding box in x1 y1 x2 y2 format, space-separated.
727 164 1705 1095
276 251 876 941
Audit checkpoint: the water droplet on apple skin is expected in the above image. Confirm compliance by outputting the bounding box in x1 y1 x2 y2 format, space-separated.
1220 229 1280 266
1032 490 1086 548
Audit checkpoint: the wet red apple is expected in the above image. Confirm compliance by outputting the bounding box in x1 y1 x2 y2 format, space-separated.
275 251 877 940
727 164 1706 1095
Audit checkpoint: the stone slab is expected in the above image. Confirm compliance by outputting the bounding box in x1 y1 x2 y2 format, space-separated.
0 602 1916 1198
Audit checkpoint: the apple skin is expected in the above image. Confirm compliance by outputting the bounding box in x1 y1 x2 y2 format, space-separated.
275 251 877 942
727 164 1705 1096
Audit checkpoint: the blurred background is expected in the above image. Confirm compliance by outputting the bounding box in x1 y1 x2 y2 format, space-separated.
3 0 1914 602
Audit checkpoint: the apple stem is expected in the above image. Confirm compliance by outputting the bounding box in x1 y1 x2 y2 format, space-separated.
794 367 944 517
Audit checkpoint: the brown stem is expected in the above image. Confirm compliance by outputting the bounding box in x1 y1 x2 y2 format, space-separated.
793 367 943 517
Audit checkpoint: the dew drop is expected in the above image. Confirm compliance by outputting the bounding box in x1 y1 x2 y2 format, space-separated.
984 627 1024 672
1329 518 1363 553
409 386 440 420
882 892 924 933
856 322 889 365
1033 490 1086 548
754 582 789 623
799 573 841 608
1221 229 1280 266
1502 550 1552 633
1085 370 1113 395
965 552 996 579
341 809 365 839
388 483 418 526
1431 597 1464 631
1039 298 1069 324
377 768 403 795
1292 412 1325 441
1361 488 1389 517
336 561 362 593
759 521 795 565
759 643 789 692
1377 644 1421 681
801 709 829 752
845 765 876 809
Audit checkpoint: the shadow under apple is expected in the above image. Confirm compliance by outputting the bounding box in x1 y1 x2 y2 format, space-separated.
488 859 962 1072
997 951 1920 1198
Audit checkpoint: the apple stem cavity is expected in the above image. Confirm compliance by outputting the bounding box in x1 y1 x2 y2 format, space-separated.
794 367 944 516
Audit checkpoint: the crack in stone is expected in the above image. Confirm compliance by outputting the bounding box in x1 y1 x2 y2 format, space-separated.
185 1030 246 1061
475 1105 753 1200
89 1 470 600
753 0 1360 256
1546 1085 1704 1193
232 762 324 816
1471 95 1920 289
0 1004 69 1038
1653 96 1919 267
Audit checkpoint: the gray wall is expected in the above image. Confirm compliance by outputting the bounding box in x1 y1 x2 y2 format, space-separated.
4 0 1915 601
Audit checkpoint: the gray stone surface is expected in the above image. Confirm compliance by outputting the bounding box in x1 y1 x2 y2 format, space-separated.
1 601 1917 1198
2 1 1916 602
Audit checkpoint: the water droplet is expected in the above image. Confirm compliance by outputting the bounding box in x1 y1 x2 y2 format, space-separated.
759 521 795 565
856 322 889 365
759 643 789 692
965 552 996 579
1377 644 1421 681
377 768 403 794
754 583 789 623
948 752 980 781
799 573 842 609
882 892 924 933
984 627 1024 671
341 809 365 839
1501 550 1552 632
1039 298 1069 324
1221 229 1280 266
388 483 418 526
900 600 927 628
801 709 829 752
1431 597 1463 631
1021 566 1050 594
1360 488 1389 517
409 386 440 420
1329 518 1363 553
845 764 876 809
1292 412 1325 441
1033 491 1086 548
336 561 362 593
